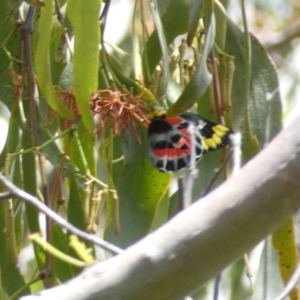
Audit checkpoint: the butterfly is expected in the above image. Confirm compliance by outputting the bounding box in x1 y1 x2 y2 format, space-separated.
148 112 233 172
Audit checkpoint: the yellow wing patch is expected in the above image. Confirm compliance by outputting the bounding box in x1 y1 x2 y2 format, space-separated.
213 124 230 136
202 125 230 151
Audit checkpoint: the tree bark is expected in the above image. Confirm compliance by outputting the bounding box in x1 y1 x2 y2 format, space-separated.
21 115 300 300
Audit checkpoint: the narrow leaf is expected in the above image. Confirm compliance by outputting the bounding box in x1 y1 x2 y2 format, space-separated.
272 217 299 299
187 0 204 45
105 125 171 248
225 19 282 151
34 0 74 119
67 0 102 132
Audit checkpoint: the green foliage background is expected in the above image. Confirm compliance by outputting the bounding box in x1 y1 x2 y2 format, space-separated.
0 0 297 299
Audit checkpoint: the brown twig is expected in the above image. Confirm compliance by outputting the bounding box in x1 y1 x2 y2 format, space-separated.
54 0 73 53
209 49 224 125
21 6 40 145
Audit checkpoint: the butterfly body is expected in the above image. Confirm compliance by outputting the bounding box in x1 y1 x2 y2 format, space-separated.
148 112 233 172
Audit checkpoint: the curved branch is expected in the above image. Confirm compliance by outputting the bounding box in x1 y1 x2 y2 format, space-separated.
21 115 300 300
0 174 123 255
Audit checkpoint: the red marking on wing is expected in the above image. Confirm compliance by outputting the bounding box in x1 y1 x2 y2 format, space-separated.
164 117 184 125
177 128 191 148
154 147 190 158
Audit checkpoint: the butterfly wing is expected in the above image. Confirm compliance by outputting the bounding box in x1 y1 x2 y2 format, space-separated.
181 113 233 153
148 115 203 172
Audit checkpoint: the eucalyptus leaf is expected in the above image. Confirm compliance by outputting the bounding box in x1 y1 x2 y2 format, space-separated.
187 0 204 45
225 19 282 154
166 13 215 117
34 0 73 119
67 0 102 132
105 125 171 248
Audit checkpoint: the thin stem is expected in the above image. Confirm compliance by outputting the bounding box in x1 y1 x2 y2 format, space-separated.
4 157 18 265
240 0 252 133
147 0 169 102
263 239 269 300
9 127 74 156
8 276 42 300
21 6 40 145
30 233 87 268
213 273 221 300
36 151 52 286
72 129 92 177
201 151 233 197
54 0 73 53
100 0 111 31
209 50 224 125
0 172 124 255
178 176 185 211
243 253 254 293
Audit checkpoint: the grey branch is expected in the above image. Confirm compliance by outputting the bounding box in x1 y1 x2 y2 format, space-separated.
0 173 123 255
21 115 300 300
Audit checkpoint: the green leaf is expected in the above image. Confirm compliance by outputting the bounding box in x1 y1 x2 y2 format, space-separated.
225 19 282 157
105 125 171 248
13 158 23 255
0 203 28 296
60 61 74 90
191 88 231 199
229 259 252 300
150 192 170 231
187 0 204 45
192 151 227 199
0 105 20 168
191 16 282 198
143 0 190 81
214 0 227 50
34 0 74 119
62 119 95 176
21 128 40 233
49 17 68 86
68 174 86 231
67 0 102 132
272 217 299 299
0 147 28 297
0 3 19 110
166 13 215 117
52 224 81 282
